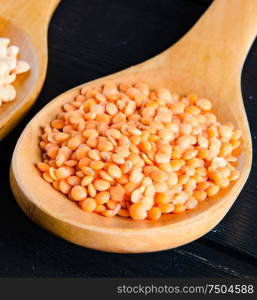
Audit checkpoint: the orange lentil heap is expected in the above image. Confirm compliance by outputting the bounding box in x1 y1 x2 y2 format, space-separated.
36 82 241 220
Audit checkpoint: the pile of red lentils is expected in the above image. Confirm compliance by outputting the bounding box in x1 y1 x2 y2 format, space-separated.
36 82 241 220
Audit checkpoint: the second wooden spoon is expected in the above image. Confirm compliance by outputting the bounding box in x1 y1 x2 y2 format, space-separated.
0 0 60 140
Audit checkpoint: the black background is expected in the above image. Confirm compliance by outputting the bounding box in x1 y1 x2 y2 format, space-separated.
1 0 257 277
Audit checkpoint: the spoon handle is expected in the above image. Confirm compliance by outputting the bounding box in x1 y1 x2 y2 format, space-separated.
157 0 257 91
0 0 60 34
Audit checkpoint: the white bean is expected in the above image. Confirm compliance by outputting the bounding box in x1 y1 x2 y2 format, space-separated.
15 60 30 74
0 84 16 102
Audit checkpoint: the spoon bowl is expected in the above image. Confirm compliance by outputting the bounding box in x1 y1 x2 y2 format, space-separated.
10 0 255 253
0 0 60 140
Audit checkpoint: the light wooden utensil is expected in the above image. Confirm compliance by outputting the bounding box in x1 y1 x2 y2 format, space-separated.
0 0 60 140
10 0 256 253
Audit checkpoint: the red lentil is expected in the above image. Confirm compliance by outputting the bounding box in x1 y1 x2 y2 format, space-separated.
37 82 241 220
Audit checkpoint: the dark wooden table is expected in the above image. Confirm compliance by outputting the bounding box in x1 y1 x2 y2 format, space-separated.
0 0 257 277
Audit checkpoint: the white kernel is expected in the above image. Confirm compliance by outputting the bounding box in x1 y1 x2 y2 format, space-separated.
0 84 16 102
15 60 30 74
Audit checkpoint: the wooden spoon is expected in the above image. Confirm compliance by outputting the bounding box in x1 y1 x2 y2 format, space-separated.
0 0 60 140
10 0 256 253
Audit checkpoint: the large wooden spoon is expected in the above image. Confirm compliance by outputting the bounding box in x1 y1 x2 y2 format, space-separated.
10 0 256 253
0 0 60 140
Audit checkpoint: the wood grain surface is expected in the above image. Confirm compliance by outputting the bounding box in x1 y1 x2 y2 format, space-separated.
0 0 257 276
